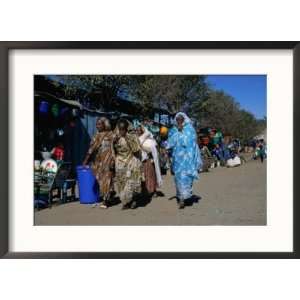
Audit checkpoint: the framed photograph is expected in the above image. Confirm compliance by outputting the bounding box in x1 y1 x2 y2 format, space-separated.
0 42 299 258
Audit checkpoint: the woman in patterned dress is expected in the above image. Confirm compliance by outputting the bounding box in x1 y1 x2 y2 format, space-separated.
167 112 202 209
113 119 143 210
83 117 114 208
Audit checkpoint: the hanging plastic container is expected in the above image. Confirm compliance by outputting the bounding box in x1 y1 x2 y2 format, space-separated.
51 103 60 118
76 166 99 204
160 126 168 137
39 101 49 114
60 107 69 117
72 108 80 117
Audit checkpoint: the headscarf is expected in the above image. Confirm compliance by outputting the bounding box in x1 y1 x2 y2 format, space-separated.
168 111 196 142
133 121 162 187
114 118 134 135
97 117 111 131
174 112 192 126
137 125 156 148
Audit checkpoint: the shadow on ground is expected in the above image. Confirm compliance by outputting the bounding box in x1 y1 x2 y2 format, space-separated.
185 195 202 206
167 194 202 207
136 190 165 208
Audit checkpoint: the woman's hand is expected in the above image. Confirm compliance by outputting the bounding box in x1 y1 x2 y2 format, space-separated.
109 159 115 171
82 158 88 167
113 135 120 144
178 123 183 131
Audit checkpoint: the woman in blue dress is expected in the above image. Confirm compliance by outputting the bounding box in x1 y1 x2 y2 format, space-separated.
167 112 202 209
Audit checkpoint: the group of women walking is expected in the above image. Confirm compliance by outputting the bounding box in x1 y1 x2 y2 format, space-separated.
83 112 202 210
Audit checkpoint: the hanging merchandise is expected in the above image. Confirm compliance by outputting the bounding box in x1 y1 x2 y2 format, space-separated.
41 158 58 173
52 145 65 161
51 103 60 117
41 151 52 160
57 129 64 136
60 107 69 117
160 126 168 137
154 113 160 123
71 108 80 117
39 100 49 114
160 114 169 125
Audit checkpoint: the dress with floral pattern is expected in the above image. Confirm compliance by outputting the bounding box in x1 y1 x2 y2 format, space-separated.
113 134 143 205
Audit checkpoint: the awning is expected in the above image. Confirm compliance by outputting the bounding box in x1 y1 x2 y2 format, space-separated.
35 91 82 109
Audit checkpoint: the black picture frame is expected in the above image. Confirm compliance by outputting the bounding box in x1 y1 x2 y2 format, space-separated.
0 41 299 259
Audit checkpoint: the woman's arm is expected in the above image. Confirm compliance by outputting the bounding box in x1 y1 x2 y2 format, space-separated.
126 133 141 154
82 135 97 165
139 128 152 146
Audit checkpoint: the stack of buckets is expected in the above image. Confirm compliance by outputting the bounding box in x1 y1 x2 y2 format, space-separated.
76 166 100 204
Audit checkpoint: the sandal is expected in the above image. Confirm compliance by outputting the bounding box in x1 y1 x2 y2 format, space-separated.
121 204 130 210
130 201 137 209
99 204 108 209
178 199 185 209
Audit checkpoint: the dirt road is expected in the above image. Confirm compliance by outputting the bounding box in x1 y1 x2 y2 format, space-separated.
35 159 266 226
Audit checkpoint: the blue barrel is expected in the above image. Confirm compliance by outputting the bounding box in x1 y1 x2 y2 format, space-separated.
39 101 49 113
76 166 99 204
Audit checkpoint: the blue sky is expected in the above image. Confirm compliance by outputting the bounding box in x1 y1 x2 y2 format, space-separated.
206 75 266 119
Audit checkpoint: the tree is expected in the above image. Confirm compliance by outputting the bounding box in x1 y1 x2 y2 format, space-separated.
56 75 132 109
192 89 266 142
127 75 209 115
235 110 261 143
194 89 241 133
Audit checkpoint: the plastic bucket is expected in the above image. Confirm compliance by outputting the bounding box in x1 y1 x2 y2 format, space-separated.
51 103 60 118
39 101 49 113
76 166 99 204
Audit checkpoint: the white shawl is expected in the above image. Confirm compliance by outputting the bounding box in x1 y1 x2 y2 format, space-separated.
138 127 162 187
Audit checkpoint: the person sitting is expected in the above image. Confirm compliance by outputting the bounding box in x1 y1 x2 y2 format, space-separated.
211 144 224 167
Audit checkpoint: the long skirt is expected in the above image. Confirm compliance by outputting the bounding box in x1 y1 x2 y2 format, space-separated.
174 173 194 200
143 159 157 194
114 157 142 205
91 164 113 201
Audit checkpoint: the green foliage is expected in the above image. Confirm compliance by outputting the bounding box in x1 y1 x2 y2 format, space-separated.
57 75 131 107
125 75 209 114
194 89 266 142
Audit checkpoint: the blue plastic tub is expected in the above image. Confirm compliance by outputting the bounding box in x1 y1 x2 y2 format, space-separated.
76 166 99 204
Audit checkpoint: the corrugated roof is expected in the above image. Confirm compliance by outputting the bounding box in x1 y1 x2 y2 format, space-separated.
35 90 170 118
